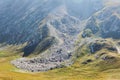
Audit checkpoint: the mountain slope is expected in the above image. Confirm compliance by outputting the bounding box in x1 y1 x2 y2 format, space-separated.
82 3 120 39
0 0 120 73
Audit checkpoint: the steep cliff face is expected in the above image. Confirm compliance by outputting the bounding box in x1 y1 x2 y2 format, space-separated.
0 0 104 45
0 0 104 57
0 0 60 44
82 2 120 39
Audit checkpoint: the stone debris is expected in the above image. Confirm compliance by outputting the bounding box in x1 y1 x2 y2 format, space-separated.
11 34 75 72
11 58 62 72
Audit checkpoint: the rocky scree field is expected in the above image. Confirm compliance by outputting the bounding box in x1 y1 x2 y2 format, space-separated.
0 0 120 80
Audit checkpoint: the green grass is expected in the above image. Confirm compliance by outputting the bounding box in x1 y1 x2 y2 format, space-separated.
1 40 120 80
1 53 120 80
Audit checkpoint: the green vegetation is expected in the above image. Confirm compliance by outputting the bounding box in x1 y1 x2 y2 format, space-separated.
0 56 119 80
83 29 93 37
34 37 56 54
1 43 120 80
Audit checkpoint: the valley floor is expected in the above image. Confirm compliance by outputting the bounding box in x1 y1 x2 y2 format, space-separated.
1 56 120 80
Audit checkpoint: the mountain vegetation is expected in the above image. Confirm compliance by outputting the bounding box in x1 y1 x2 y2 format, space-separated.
0 0 120 80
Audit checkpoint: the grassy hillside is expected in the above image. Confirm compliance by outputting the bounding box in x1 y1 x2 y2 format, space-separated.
1 38 120 80
0 0 120 80
1 48 120 80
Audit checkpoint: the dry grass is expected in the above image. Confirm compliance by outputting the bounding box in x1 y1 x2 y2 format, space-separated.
1 54 120 80
1 40 120 80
